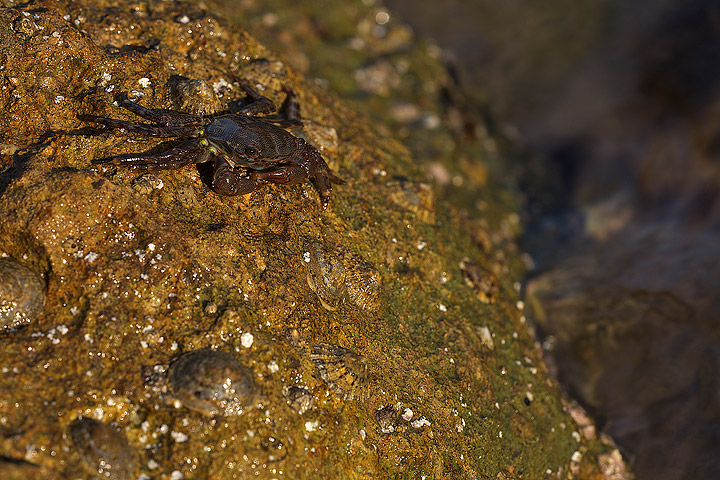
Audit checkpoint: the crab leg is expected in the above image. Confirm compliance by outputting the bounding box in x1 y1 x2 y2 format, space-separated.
251 163 307 186
115 93 203 126
235 80 277 116
250 86 302 128
85 115 200 138
92 142 208 169
282 86 301 122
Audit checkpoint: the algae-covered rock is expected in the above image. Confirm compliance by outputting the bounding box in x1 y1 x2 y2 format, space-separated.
0 0 627 478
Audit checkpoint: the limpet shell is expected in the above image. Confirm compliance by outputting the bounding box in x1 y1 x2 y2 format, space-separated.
167 349 258 417
302 239 382 312
303 240 346 311
311 343 368 400
0 257 45 329
239 59 288 95
343 253 382 312
459 258 499 304
68 417 138 480
386 180 436 223
170 78 222 115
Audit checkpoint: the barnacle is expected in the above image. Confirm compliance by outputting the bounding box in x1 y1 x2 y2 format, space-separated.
283 385 315 414
459 257 499 304
375 405 399 434
386 179 436 223
311 343 368 400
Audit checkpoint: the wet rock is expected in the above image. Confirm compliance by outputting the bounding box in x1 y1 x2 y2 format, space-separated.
0 0 626 477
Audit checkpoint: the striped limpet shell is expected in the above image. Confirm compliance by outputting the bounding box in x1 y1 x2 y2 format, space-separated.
303 239 347 311
302 238 382 312
343 253 382 312
311 343 368 400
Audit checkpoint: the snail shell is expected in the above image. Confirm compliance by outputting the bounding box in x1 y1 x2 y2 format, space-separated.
167 349 258 417
0 257 45 329
68 417 138 480
386 180 436 224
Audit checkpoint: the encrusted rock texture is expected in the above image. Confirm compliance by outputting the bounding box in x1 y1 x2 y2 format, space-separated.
0 0 628 478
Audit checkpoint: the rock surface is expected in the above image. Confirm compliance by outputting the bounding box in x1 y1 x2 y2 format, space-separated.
0 0 627 478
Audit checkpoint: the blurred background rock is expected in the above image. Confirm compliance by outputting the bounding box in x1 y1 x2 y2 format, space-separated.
386 1 720 479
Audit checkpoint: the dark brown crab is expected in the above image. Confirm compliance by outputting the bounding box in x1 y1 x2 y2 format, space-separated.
84 80 343 209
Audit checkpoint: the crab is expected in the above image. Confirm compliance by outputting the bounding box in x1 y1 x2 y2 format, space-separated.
84 79 343 209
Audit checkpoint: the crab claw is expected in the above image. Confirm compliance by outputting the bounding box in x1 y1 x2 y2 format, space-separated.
302 144 344 210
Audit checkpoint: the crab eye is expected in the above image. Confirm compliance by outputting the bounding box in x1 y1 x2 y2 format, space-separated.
244 146 259 157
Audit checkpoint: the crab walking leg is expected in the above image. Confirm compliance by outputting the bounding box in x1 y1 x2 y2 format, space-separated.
92 142 206 169
250 157 337 210
115 93 203 126
299 144 345 209
282 86 302 122
85 115 201 138
235 79 278 116
258 86 303 128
